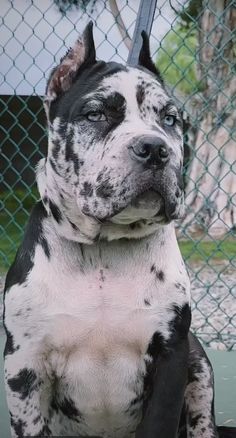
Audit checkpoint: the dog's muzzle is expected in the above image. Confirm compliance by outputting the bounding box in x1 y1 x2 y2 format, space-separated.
127 136 184 221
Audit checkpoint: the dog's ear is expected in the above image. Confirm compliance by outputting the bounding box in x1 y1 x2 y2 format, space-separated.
138 31 164 85
44 21 95 116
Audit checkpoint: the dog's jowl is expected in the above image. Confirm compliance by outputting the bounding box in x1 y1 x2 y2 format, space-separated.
4 22 218 438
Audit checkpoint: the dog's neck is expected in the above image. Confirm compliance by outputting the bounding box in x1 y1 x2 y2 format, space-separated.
37 157 177 244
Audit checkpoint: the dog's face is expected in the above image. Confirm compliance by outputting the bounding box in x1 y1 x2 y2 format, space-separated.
38 23 184 242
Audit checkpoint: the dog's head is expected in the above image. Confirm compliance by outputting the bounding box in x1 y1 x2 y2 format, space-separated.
37 22 184 243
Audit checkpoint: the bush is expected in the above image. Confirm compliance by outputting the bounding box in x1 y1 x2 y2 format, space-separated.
156 25 200 95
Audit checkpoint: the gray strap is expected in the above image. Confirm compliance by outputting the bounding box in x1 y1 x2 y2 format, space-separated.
127 0 157 65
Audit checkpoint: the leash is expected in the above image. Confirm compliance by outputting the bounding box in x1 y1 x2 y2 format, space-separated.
127 0 157 65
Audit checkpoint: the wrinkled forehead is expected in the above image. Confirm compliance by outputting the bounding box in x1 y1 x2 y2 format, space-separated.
87 67 170 111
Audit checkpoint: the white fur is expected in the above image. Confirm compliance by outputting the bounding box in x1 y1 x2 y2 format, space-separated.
4 217 190 437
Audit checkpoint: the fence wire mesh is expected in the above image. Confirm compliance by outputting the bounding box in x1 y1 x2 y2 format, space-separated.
0 0 235 350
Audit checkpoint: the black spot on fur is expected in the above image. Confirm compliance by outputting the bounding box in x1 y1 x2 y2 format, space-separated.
189 413 202 429
42 196 48 205
61 397 80 419
169 304 191 343
10 416 27 436
64 127 79 174
136 84 145 107
40 236 50 259
157 270 164 281
3 202 49 293
99 269 105 282
54 396 81 421
69 220 78 230
80 181 93 197
152 105 158 115
8 368 38 400
175 282 186 294
52 138 61 160
96 180 114 199
150 265 165 282
49 200 62 223
49 157 61 176
36 424 51 436
144 299 150 306
33 414 41 425
142 331 166 407
146 331 165 358
105 92 125 111
4 328 19 357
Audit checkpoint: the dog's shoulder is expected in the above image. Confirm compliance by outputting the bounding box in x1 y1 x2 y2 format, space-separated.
4 201 51 294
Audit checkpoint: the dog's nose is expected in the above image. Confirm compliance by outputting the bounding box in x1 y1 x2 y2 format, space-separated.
130 138 169 166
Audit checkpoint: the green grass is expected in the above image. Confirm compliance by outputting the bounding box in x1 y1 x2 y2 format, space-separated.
179 238 236 264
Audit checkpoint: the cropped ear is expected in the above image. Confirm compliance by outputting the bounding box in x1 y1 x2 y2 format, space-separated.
44 21 96 117
138 31 164 85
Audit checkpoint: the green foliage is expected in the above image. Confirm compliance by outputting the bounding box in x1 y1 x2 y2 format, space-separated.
156 25 199 96
179 0 203 28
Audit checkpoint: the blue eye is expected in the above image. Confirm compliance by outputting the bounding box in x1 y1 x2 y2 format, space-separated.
164 115 176 127
87 112 106 122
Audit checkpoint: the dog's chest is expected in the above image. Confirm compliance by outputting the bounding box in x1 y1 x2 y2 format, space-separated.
39 260 181 436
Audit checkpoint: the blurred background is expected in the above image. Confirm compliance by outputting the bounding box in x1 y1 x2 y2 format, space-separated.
0 0 236 350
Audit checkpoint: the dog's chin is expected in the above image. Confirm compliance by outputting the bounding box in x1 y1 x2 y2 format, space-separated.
110 190 184 225
110 190 166 225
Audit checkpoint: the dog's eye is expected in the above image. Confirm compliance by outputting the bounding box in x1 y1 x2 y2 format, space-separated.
86 112 107 122
164 115 176 127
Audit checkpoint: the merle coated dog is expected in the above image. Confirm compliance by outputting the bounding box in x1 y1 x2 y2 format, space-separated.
3 22 235 438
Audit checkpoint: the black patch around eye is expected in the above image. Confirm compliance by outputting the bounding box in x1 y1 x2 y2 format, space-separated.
49 60 128 123
105 92 126 112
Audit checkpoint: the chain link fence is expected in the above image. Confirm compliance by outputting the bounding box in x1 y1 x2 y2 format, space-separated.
0 0 235 350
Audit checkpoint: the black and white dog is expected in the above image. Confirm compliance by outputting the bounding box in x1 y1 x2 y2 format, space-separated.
3 22 235 438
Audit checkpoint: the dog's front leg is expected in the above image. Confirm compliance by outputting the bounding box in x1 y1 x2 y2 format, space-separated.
136 336 189 438
4 345 51 438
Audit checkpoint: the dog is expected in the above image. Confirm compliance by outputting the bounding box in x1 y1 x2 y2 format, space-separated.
3 21 234 438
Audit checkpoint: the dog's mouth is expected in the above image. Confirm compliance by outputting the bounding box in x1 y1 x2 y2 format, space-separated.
111 190 164 225
110 188 183 225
